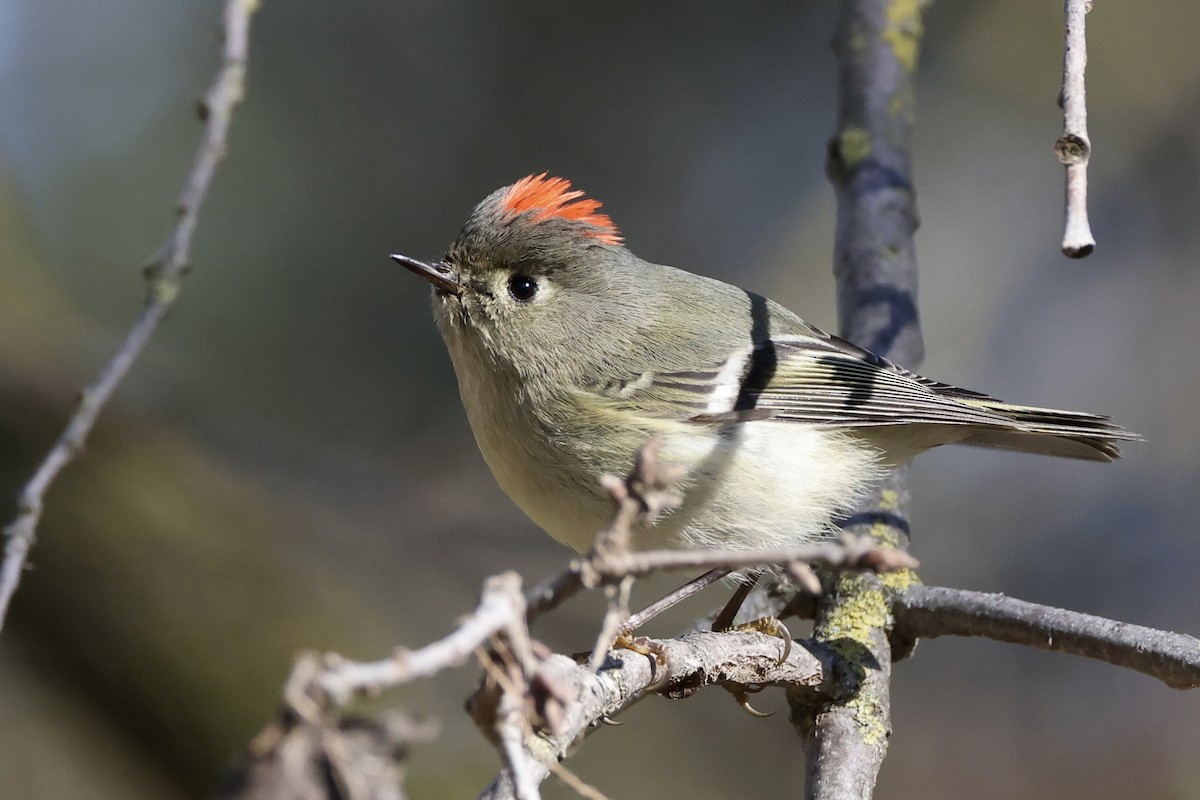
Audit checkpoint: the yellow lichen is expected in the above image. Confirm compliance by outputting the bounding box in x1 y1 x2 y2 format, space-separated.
887 84 915 121
815 574 894 741
846 688 890 746
876 488 901 512
836 126 873 171
882 0 927 74
882 567 921 592
818 574 892 653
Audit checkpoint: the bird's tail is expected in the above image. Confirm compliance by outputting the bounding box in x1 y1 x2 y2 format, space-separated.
955 399 1142 462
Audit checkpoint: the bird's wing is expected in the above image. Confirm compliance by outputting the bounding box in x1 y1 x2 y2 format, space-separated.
584 333 1006 426
581 332 1136 451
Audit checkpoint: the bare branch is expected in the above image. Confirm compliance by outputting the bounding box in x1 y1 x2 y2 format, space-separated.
0 0 261 631
594 535 919 582
218 651 440 800
527 534 918 627
217 706 438 800
316 572 527 704
307 500 907 705
1058 0 1095 257
477 642 546 800
894 586 1200 690
808 0 930 795
477 631 844 800
545 762 611 800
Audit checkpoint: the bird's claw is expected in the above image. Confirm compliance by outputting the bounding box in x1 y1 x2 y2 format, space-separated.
733 688 774 718
732 616 793 665
613 633 667 662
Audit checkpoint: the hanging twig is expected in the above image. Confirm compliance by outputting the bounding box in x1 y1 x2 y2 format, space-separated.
1058 0 1096 257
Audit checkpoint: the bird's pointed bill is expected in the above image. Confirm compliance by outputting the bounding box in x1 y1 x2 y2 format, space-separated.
391 254 463 296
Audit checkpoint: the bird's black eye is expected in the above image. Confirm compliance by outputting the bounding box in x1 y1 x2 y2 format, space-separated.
507 274 538 302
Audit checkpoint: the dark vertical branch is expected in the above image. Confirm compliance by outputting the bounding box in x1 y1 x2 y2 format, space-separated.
792 1 928 797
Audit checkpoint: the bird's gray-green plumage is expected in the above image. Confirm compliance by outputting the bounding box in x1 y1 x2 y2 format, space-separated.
397 176 1139 553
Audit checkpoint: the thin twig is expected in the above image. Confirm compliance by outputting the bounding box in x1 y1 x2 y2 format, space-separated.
0 0 261 631
588 576 634 672
592 536 918 580
477 643 544 800
620 567 731 634
1058 0 1095 257
316 572 526 704
894 586 1200 690
527 535 918 625
546 761 612 800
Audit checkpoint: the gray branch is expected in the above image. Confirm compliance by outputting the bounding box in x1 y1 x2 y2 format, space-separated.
0 0 260 631
1058 0 1095 257
525 534 918 626
477 632 844 800
805 0 929 796
894 586 1200 690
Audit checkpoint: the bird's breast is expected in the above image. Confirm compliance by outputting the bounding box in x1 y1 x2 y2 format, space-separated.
446 338 621 552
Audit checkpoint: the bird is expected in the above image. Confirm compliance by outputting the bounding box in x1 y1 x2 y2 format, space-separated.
393 173 1139 557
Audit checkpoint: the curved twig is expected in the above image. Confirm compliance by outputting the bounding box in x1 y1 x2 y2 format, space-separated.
0 0 260 630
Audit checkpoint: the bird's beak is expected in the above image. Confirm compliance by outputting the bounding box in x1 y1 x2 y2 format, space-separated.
391 254 463 297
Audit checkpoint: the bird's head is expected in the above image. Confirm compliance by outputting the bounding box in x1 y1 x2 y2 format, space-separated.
394 174 643 382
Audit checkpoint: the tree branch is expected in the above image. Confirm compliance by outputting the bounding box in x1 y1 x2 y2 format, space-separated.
260 436 920 800
476 632 845 800
525 534 918 627
1057 0 1095 257
894 586 1200 690
309 537 911 708
0 0 261 631
802 0 929 796
314 572 529 706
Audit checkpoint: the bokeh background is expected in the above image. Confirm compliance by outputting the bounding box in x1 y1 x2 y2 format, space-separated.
2 2 1198 798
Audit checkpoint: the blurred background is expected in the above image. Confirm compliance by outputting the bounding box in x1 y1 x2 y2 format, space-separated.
2 1 1198 798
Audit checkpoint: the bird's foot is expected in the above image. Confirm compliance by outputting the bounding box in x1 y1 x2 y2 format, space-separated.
612 632 668 663
731 616 793 665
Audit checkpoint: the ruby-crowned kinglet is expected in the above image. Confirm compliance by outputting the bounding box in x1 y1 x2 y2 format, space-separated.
393 174 1138 554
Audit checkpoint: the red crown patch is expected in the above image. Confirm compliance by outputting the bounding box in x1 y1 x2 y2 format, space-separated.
501 173 622 245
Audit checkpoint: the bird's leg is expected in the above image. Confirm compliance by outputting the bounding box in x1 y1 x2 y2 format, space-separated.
712 570 793 719
617 567 732 636
612 568 732 666
711 571 760 631
612 567 792 717
712 569 793 665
